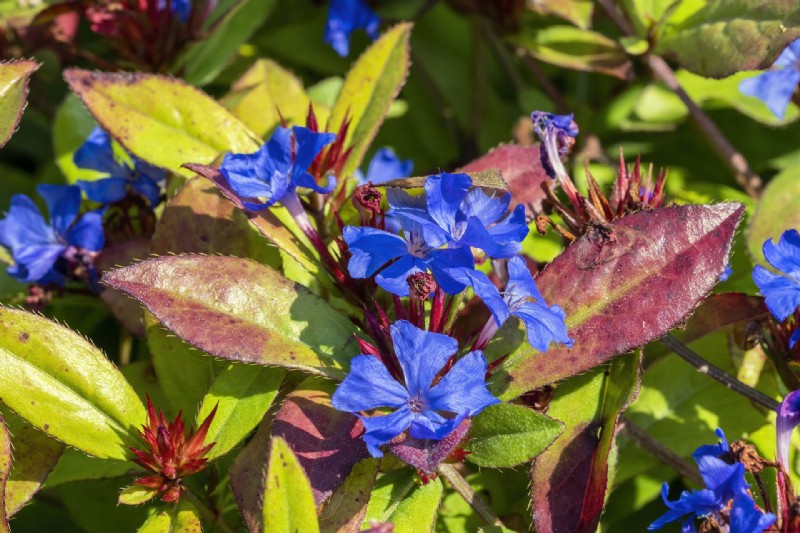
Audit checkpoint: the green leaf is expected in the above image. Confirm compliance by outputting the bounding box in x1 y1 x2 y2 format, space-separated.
178 0 278 86
530 0 594 29
118 485 157 506
0 414 10 533
327 22 412 178
45 447 136 488
64 69 260 177
0 60 39 148
379 169 508 192
531 353 642 533
510 24 632 79
363 469 443 533
2 408 64 516
221 59 318 137
464 403 564 468
137 499 202 533
197 363 285 460
263 437 320 533
104 255 357 379
748 167 800 266
318 458 379 533
654 1 800 77
0 307 146 459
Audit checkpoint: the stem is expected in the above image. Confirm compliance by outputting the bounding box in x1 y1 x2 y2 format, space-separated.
438 464 505 527
660 334 780 411
119 330 133 366
620 416 703 486
597 0 763 197
184 490 235 533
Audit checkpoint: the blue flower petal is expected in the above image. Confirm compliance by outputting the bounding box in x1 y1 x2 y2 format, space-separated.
729 493 776 533
774 39 800 68
692 428 729 461
506 256 545 304
77 177 129 204
753 265 800 321
363 147 413 185
459 214 522 258
391 320 457 396
791 328 800 349
446 267 510 326
36 184 81 237
514 301 573 351
695 456 747 502
460 189 510 227
9 244 66 283
487 204 529 248
374 254 425 296
331 354 409 412
739 67 800 119
219 151 276 199
66 211 105 252
360 406 414 458
424 173 472 237
291 126 335 175
0 194 56 251
324 0 381 57
294 171 336 195
73 126 125 176
133 176 164 207
427 247 474 294
343 226 408 278
409 410 467 441
426 350 499 416
764 229 800 279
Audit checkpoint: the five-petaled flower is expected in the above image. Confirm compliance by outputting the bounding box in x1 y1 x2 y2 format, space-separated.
356 147 413 186
0 184 104 285
739 39 800 119
752 229 800 347
649 428 775 533
325 0 380 57
451 256 572 352
344 172 528 296
331 320 499 458
129 397 217 503
219 126 335 233
74 126 166 207
531 111 578 182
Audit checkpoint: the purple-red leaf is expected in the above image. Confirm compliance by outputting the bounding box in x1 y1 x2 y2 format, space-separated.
459 144 549 214
386 419 471 475
531 353 641 533
230 419 272 533
489 202 744 400
272 379 369 506
103 255 357 378
96 237 151 336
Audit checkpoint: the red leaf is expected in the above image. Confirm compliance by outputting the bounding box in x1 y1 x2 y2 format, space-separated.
459 144 549 213
271 380 369 506
386 419 471 475
490 202 744 399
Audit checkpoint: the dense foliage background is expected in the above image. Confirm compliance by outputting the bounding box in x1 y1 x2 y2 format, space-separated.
0 0 799 532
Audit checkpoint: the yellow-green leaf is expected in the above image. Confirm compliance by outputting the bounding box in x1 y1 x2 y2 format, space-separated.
327 23 412 178
64 69 260 177
119 485 158 506
0 60 39 148
0 307 146 459
137 499 202 533
263 437 320 533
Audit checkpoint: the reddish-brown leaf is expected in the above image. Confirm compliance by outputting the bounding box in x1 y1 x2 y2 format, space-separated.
489 202 744 400
459 144 549 214
271 379 369 506
386 419 471 475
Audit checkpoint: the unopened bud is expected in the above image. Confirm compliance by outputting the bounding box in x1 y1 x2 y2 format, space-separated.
354 183 383 215
407 272 437 301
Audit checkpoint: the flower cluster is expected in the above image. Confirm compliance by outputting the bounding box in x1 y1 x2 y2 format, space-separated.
650 429 776 532
129 397 217 503
74 126 166 207
0 184 104 286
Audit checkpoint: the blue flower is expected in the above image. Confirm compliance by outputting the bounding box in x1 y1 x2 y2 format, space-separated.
777 389 800 473
344 173 528 296
219 126 335 212
718 264 733 282
325 0 380 57
531 111 578 181
156 0 191 21
649 429 775 533
74 127 166 207
752 229 800 346
331 320 499 457
450 256 571 352
739 39 800 119
356 147 413 185
0 184 104 285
